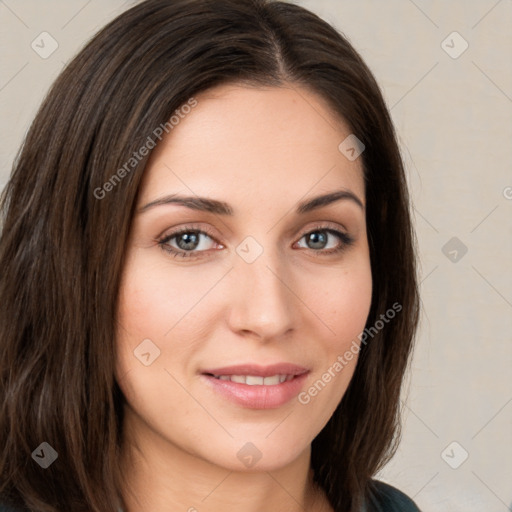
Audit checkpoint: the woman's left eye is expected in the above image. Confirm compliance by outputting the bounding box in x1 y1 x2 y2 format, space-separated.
295 228 354 255
157 226 354 259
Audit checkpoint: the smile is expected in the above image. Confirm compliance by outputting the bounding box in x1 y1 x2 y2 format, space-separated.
210 374 294 385
200 363 310 409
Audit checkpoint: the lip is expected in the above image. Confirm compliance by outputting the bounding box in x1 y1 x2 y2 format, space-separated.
200 363 310 409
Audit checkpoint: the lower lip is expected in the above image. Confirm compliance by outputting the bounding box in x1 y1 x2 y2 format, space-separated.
201 373 309 409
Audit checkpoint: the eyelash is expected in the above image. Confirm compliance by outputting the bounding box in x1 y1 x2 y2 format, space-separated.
157 223 354 260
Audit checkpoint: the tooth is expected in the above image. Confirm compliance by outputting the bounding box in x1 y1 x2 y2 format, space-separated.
263 375 280 385
246 376 264 386
215 374 291 385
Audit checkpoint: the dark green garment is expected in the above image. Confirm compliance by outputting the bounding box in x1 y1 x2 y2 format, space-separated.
364 480 421 511
0 480 421 511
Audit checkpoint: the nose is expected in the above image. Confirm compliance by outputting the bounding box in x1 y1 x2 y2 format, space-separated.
226 245 297 342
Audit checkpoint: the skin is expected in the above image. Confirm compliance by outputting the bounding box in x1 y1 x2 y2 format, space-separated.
115 83 373 512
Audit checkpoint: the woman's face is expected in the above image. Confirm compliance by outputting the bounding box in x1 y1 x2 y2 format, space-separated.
115 83 372 472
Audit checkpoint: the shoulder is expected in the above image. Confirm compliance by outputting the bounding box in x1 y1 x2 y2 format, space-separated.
364 479 422 512
0 500 27 512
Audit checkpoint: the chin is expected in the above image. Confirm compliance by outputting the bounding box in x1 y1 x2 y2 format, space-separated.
192 429 314 473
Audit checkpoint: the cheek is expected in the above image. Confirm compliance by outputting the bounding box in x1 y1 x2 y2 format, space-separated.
115 257 179 382
114 259 215 442
298 259 372 406
114 252 233 395
308 260 373 348
116 255 213 351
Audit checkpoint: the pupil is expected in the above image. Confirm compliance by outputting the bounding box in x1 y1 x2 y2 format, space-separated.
308 232 326 249
178 232 199 250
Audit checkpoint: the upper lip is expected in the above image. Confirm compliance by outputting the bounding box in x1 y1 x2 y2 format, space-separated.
201 363 309 377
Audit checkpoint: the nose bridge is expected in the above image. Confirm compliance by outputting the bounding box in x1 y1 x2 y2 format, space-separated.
227 235 296 339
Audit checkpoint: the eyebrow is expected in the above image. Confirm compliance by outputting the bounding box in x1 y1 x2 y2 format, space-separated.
138 189 364 215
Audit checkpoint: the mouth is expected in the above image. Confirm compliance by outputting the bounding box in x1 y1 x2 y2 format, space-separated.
206 374 295 385
200 363 310 409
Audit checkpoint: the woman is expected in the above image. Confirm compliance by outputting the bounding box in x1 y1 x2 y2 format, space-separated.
0 0 421 511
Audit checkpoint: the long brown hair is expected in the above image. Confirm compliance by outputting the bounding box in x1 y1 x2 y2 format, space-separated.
0 1 420 511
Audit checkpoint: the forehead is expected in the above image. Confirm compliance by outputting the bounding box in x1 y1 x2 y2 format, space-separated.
138 83 365 208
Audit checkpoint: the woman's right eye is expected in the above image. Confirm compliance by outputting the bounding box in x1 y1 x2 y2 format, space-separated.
158 228 221 259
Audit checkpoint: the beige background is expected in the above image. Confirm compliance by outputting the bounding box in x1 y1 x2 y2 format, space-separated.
1 1 511 511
